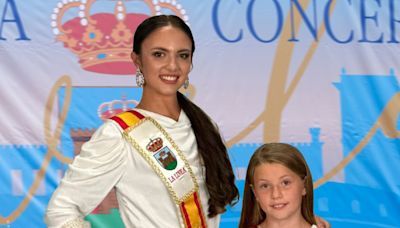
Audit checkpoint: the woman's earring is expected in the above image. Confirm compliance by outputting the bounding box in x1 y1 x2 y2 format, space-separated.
183 78 189 89
136 68 145 87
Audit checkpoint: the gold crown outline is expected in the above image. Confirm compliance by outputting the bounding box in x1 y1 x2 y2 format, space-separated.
146 137 163 152
51 0 189 75
97 96 140 120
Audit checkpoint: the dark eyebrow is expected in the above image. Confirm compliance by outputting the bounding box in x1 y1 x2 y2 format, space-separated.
150 47 191 53
150 47 167 52
178 49 191 53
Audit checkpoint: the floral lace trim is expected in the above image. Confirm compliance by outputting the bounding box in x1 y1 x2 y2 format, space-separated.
61 218 91 228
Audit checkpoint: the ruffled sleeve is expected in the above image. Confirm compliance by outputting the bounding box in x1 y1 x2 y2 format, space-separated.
45 120 129 228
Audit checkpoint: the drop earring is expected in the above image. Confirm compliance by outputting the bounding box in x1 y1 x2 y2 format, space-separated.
183 78 189 89
136 68 145 87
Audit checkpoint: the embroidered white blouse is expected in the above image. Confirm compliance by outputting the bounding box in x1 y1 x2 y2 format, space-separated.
45 109 219 228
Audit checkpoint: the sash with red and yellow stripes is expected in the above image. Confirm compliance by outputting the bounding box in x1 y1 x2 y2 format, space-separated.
110 110 207 228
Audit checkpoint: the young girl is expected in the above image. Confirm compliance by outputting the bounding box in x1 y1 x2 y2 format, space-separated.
239 143 319 228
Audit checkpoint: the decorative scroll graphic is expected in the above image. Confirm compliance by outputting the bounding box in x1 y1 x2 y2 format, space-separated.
0 76 72 224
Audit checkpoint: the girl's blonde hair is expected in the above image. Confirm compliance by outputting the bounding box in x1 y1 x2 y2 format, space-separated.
239 143 316 227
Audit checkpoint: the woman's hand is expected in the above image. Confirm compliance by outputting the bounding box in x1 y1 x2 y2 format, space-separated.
315 216 330 228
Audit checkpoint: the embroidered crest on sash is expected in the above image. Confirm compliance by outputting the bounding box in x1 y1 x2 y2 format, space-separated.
146 137 178 170
154 146 178 170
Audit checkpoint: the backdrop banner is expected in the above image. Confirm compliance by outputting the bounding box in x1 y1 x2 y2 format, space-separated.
1 0 399 227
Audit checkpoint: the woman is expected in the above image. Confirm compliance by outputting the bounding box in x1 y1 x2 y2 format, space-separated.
239 143 327 228
45 15 238 228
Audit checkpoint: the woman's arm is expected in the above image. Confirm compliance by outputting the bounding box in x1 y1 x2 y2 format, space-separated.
45 121 128 227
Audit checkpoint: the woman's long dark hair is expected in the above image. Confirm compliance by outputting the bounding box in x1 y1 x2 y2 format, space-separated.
178 92 239 216
133 15 239 217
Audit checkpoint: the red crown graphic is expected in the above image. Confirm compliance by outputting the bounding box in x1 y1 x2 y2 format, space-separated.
51 0 189 75
97 96 139 120
146 137 163 152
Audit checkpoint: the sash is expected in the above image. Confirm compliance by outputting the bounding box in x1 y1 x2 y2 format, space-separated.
110 110 207 228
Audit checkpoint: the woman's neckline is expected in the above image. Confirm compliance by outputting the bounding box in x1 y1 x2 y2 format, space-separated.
135 107 184 123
